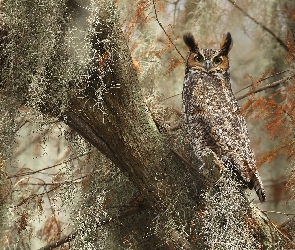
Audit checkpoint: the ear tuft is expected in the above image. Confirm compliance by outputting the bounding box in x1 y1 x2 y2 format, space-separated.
183 32 198 52
219 32 233 55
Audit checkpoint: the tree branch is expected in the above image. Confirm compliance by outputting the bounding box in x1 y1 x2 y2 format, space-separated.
236 75 294 100
7 152 90 179
38 205 147 250
38 231 78 250
63 110 126 171
227 0 288 51
152 0 185 61
234 69 290 95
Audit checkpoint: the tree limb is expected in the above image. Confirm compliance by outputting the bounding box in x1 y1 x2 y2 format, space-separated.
236 75 294 100
38 231 78 250
227 0 288 51
152 0 185 61
38 204 148 250
63 110 126 171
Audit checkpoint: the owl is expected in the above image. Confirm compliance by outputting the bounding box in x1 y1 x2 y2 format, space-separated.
182 32 266 202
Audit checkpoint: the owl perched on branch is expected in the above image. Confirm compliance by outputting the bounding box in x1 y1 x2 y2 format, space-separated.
182 32 266 202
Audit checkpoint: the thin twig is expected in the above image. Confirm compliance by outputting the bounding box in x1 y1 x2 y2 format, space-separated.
15 174 90 207
38 231 78 250
261 211 295 245
7 152 91 179
160 74 293 103
227 0 288 51
234 69 290 94
236 75 294 101
262 210 295 216
160 92 182 102
27 174 89 186
281 105 295 123
171 230 194 250
44 184 62 240
152 0 185 61
38 205 147 250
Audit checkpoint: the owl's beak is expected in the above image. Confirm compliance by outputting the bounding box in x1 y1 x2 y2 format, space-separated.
204 60 212 71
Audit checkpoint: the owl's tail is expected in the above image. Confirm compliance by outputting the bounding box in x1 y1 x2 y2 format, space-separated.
249 172 266 202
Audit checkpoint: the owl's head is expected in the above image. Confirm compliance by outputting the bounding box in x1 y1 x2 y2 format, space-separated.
183 32 233 74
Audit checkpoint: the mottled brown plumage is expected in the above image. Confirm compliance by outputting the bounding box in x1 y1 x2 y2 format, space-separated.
182 32 266 202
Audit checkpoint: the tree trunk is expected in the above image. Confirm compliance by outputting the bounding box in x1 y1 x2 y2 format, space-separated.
60 1 282 249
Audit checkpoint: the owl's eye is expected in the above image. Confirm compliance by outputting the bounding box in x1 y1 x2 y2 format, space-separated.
194 54 203 62
213 56 223 64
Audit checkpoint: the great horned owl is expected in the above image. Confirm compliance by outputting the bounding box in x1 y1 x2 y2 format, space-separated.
182 32 266 202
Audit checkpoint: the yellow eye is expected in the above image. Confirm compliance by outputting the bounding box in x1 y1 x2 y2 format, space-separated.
194 54 203 62
213 56 223 64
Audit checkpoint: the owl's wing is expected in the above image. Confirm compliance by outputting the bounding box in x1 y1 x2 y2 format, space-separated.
207 109 253 180
205 99 266 202
183 73 266 201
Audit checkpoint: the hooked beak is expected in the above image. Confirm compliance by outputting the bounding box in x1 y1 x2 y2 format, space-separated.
204 60 211 71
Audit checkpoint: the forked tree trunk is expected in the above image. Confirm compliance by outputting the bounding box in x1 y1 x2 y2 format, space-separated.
59 1 281 249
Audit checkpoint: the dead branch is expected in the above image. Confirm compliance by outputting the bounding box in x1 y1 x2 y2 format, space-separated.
227 0 288 51
38 205 147 250
235 69 290 95
261 211 295 246
236 75 294 100
152 0 185 61
262 210 295 216
7 152 91 179
159 73 293 103
27 174 89 186
38 231 78 250
170 230 194 250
